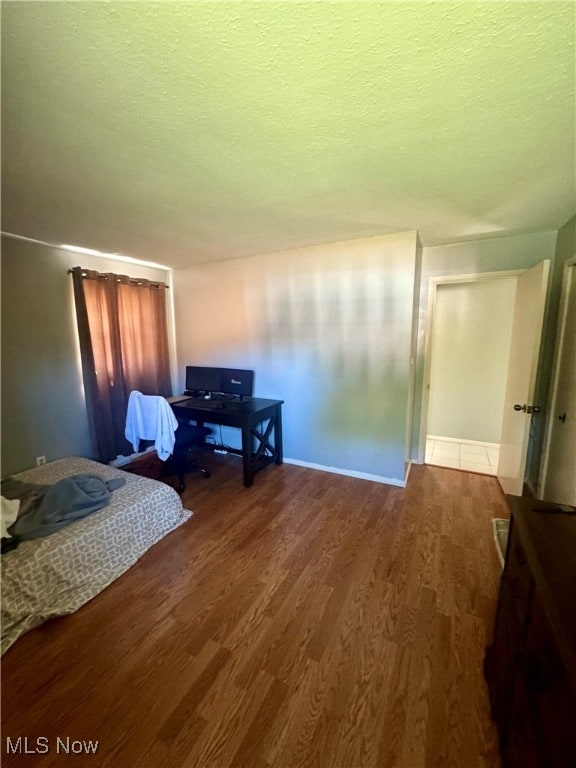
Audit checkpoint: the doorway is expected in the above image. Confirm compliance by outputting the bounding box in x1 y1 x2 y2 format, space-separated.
423 276 518 475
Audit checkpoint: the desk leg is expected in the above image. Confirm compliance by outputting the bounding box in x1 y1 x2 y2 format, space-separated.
241 426 253 487
274 404 283 465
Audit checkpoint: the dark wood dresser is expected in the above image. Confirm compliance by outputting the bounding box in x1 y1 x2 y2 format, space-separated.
485 496 576 767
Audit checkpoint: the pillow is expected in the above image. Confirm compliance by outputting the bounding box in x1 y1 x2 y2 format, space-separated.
1 496 20 538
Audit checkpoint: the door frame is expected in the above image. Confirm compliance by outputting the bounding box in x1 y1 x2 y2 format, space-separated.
538 255 576 499
417 269 524 464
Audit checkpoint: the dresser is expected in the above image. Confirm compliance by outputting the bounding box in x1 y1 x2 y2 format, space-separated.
485 496 576 767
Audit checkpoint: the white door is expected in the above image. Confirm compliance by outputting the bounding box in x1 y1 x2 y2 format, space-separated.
497 260 550 496
540 263 576 504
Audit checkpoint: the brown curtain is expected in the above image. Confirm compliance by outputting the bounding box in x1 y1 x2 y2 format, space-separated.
71 267 172 462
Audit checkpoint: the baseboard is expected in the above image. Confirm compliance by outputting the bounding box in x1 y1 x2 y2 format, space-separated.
427 435 500 449
283 458 406 488
405 461 413 484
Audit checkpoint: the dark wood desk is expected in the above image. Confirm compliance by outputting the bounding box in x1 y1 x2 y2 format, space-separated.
168 397 283 487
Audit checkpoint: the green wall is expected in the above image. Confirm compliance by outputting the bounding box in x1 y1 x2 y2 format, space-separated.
3 224 571 485
174 232 419 486
0 236 170 477
427 278 517 443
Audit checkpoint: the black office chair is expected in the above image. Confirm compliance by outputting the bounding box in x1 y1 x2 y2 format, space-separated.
166 421 212 493
125 391 212 493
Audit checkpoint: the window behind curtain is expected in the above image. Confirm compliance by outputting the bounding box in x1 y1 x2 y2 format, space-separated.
71 267 172 462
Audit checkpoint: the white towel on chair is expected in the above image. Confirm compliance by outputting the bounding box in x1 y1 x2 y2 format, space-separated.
125 391 179 460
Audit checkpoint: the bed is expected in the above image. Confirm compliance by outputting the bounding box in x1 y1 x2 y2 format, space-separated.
1 457 191 654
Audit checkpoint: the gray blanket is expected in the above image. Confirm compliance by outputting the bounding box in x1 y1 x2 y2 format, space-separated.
2 473 125 548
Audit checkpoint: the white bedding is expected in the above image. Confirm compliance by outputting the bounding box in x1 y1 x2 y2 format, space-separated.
1 457 191 654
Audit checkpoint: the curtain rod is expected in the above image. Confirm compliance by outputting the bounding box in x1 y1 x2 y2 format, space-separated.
67 268 169 289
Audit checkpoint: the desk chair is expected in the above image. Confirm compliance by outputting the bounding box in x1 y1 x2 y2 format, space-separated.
125 391 212 493
167 421 212 492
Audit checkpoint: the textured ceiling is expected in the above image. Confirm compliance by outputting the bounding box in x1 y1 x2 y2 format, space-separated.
2 1 575 268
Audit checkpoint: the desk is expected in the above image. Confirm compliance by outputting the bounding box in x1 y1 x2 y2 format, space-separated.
168 397 283 487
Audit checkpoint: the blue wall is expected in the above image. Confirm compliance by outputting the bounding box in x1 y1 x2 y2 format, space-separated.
174 233 419 485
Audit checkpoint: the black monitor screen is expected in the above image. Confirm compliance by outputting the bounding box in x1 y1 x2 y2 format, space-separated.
185 366 222 393
220 368 254 398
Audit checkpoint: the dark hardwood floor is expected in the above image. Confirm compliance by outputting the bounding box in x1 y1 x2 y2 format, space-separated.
1 455 507 767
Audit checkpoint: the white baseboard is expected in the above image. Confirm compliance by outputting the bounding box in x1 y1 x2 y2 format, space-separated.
427 435 500 449
283 458 406 488
405 461 413 483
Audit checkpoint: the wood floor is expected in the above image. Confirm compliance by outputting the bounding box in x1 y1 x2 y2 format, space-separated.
1 456 508 768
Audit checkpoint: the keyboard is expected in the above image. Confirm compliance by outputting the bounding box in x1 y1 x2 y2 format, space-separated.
181 397 228 410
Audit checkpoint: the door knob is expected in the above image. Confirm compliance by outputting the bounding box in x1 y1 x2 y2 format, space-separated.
514 404 542 414
559 412 567 422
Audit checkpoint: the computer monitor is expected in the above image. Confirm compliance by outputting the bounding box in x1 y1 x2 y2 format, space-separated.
185 365 254 399
185 366 222 394
220 368 254 398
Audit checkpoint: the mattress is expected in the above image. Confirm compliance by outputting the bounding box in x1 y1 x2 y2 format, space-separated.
1 457 191 654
